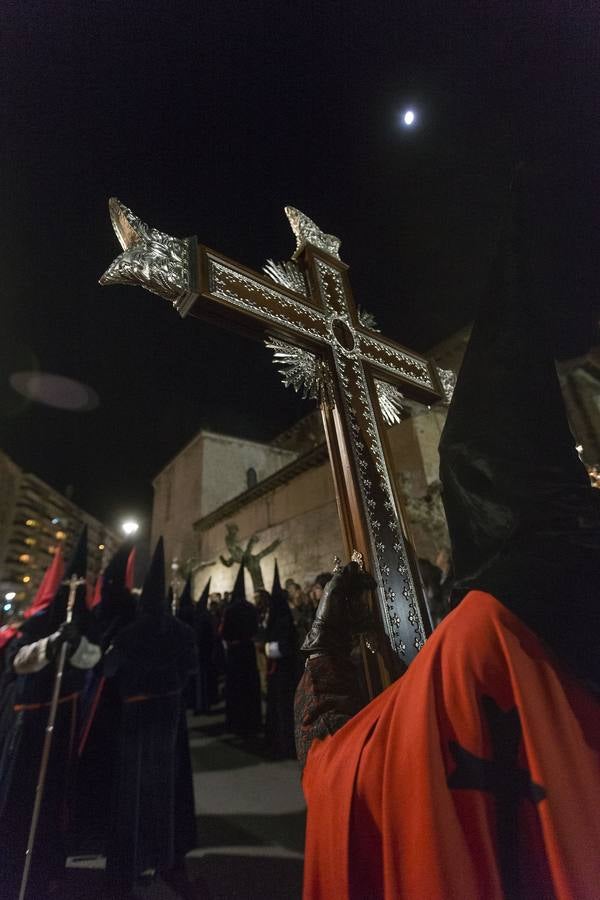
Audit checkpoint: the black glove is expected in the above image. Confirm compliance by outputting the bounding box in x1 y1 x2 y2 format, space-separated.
46 622 80 663
301 561 376 658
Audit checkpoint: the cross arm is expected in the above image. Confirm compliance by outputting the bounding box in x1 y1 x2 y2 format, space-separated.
99 198 330 353
191 246 329 349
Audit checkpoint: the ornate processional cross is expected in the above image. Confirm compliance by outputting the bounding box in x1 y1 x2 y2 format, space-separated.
100 200 453 684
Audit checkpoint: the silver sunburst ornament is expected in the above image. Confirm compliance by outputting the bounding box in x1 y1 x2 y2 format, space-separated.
262 259 308 296
265 338 335 408
375 380 406 426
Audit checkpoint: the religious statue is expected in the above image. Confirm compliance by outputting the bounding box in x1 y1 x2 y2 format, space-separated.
219 523 281 591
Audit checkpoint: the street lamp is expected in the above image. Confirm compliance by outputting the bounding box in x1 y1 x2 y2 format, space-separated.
120 519 140 537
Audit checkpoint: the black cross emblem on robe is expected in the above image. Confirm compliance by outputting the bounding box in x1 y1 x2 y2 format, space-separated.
447 695 546 899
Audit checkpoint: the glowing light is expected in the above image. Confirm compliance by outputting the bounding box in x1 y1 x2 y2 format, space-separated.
403 109 415 126
5 592 16 601
121 520 139 537
9 371 99 412
55 530 66 540
51 517 60 525
22 575 31 584
98 543 105 551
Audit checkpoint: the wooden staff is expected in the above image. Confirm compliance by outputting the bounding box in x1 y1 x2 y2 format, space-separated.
18 573 85 900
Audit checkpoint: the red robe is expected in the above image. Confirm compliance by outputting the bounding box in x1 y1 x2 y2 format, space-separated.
302 591 600 899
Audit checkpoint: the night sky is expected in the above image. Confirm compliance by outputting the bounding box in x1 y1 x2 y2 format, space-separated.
1 2 598 531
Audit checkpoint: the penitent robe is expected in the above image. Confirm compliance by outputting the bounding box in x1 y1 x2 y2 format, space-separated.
104 613 198 887
222 599 262 735
300 591 600 900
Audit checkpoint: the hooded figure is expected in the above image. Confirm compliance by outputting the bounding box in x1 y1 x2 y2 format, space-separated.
439 164 600 688
0 527 101 899
221 563 262 735
94 543 137 648
176 577 198 711
296 169 600 900
72 542 136 856
103 538 198 891
264 562 299 758
185 577 218 715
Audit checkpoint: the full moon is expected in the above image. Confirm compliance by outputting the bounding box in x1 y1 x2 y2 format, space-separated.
403 109 415 126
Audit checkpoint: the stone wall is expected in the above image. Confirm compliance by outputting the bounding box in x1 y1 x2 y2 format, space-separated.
191 413 451 598
201 434 297 517
194 462 342 598
151 430 296 573
151 432 205 569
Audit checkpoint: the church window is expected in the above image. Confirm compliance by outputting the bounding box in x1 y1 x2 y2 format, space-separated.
246 467 257 488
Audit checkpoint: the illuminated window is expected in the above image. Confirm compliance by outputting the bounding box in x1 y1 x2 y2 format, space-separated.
24 538 36 547
22 575 31 583
19 554 31 563
55 530 66 540
25 519 39 527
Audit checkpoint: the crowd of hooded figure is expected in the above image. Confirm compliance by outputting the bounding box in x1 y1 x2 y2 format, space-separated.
0 520 350 898
204 564 338 760
0 529 198 898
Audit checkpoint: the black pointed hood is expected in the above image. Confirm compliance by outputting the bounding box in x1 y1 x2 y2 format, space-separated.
271 561 283 598
66 526 88 580
231 563 247 603
96 542 135 636
102 542 131 589
266 560 291 637
269 560 289 617
139 537 167 616
197 577 211 611
439 165 600 684
177 576 195 627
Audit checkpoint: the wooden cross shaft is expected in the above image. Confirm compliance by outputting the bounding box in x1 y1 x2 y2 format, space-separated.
101 200 445 681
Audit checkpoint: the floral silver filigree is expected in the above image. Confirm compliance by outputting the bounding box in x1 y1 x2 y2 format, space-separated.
99 198 198 311
262 259 308 296
284 206 341 261
436 367 456 403
264 337 335 408
375 380 406 426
